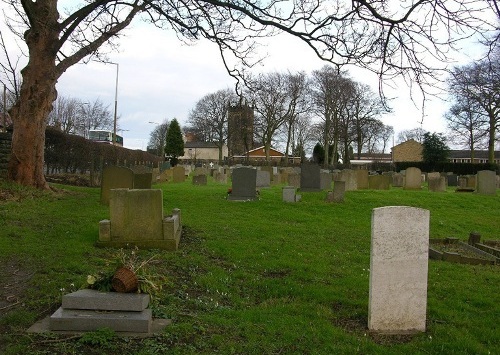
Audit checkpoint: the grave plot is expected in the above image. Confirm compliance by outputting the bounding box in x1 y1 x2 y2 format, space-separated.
429 237 498 265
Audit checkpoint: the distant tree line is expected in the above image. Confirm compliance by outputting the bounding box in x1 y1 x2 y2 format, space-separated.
185 66 394 168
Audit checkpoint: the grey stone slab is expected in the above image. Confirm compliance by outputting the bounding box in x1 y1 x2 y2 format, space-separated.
62 289 149 312
369 206 429 334
49 307 152 333
28 317 170 337
100 166 135 205
300 163 321 191
228 167 257 200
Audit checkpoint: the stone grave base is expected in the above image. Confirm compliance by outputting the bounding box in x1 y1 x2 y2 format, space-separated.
27 317 171 337
429 238 498 265
27 289 170 337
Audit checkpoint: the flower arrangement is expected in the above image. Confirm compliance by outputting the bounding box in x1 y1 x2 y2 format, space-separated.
86 247 166 298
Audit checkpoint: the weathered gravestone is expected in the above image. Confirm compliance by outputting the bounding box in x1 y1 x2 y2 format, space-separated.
192 174 208 186
356 170 369 190
256 170 271 188
300 163 321 192
260 166 274 182
368 175 390 190
282 186 300 202
287 173 301 188
100 166 135 205
320 172 333 190
325 181 345 203
340 169 358 191
476 170 497 195
404 167 422 190
392 173 404 187
133 173 153 189
458 176 468 188
228 167 257 201
466 175 476 188
369 206 429 333
447 174 458 187
97 189 182 250
213 171 228 184
428 176 447 192
172 166 186 183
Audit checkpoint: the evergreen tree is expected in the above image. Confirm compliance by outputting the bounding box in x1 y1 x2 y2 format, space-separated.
165 119 184 166
422 132 450 166
312 143 325 165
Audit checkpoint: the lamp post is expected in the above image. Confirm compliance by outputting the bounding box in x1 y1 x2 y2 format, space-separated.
109 62 119 145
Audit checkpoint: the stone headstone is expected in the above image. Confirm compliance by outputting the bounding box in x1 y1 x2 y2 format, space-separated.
392 173 404 187
340 169 358 191
260 166 274 182
134 173 153 189
466 175 476 188
447 174 458 187
369 206 429 333
282 186 298 202
287 173 301 188
108 189 164 242
428 176 447 192
194 167 209 176
320 172 332 190
300 164 321 191
368 175 390 190
172 166 186 183
356 170 369 190
476 170 497 195
326 181 345 203
458 176 467 188
100 166 135 205
213 171 228 184
256 170 271 188
404 167 422 190
192 174 208 186
228 167 257 201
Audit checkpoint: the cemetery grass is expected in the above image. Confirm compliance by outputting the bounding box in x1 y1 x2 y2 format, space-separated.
0 179 498 354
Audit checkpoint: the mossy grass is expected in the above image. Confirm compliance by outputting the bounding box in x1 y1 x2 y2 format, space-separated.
0 178 499 354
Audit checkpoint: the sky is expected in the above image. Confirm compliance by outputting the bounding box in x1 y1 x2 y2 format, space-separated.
1 2 493 151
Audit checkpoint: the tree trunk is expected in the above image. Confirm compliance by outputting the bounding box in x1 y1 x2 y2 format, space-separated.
487 112 495 163
8 2 59 189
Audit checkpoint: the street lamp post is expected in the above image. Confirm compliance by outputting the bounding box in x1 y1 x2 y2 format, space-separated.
109 62 119 145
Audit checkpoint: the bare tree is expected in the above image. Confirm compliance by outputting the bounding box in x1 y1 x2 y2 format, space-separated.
447 58 500 163
280 71 308 165
78 98 113 137
250 72 301 163
444 99 488 160
46 96 82 134
348 82 387 158
397 127 427 144
2 0 498 188
310 66 354 168
187 88 236 163
148 119 169 157
379 124 394 154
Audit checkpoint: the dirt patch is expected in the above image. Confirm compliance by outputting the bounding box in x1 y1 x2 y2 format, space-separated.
0 258 35 318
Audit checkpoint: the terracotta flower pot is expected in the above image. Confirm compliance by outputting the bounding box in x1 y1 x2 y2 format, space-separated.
112 267 138 293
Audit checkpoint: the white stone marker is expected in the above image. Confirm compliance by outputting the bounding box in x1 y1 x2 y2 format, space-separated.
368 206 430 333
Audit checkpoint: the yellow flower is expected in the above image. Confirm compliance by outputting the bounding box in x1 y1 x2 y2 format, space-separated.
87 275 96 285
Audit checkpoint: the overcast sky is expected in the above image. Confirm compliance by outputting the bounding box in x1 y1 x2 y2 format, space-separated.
1 3 491 151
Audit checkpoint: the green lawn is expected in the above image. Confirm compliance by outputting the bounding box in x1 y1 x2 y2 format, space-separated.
0 178 499 354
